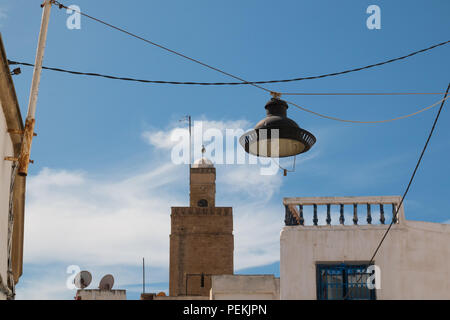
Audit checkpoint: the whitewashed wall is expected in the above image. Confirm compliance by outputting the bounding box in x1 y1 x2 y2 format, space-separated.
0 99 14 300
76 289 127 300
210 275 280 300
280 220 450 299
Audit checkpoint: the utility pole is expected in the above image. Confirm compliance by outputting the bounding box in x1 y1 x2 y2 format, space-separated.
18 0 53 176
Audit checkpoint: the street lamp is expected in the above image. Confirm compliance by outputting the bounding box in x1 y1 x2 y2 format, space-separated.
239 95 316 158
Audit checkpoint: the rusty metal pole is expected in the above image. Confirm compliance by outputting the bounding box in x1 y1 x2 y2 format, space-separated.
18 0 53 176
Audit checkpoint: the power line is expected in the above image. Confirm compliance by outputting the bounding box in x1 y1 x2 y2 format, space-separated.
46 2 450 298
51 1 448 86
281 92 446 96
52 1 270 93
43 2 450 124
7 59 446 96
9 39 450 87
286 96 449 124
9 59 448 123
343 83 450 300
8 60 446 96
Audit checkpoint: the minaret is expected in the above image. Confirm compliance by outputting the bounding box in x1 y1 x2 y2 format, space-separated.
189 146 216 208
169 150 234 297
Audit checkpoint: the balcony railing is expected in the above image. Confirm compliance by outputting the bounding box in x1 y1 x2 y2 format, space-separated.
283 196 404 226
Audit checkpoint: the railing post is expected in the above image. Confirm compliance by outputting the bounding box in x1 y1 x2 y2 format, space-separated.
353 204 358 225
367 204 372 224
284 205 290 226
326 204 331 225
392 203 398 223
283 197 404 227
284 205 297 226
313 204 318 226
299 205 304 226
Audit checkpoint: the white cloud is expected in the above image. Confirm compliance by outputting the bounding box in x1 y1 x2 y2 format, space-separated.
24 163 182 267
142 130 174 150
220 165 282 200
21 164 283 298
19 118 320 299
142 118 251 152
17 280 73 300
15 263 170 300
233 202 283 269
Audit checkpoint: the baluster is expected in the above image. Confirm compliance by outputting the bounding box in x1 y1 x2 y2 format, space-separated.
353 204 358 225
392 203 398 223
339 204 345 225
313 204 318 226
326 204 331 225
284 205 295 226
380 204 385 224
299 205 304 226
367 204 372 224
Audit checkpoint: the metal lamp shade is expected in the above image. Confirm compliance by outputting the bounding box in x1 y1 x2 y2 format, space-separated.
239 98 316 158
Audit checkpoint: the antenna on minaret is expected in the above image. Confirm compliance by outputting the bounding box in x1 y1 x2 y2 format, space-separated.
189 116 192 169
179 116 192 169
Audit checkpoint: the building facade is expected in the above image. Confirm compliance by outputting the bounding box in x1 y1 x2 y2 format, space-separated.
169 157 234 297
76 289 127 300
210 275 280 300
0 33 26 300
281 196 450 300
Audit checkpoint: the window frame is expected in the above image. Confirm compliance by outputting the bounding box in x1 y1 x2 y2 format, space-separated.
316 263 377 300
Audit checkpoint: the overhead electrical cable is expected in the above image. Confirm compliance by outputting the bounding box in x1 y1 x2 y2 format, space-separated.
8 39 449 86
47 1 448 124
52 1 271 93
7 59 447 97
10 55 447 122
343 83 450 299
8 59 446 96
285 96 450 124
51 1 448 86
280 92 447 96
46 2 450 297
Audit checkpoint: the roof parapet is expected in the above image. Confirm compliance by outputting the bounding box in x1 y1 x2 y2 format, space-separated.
283 196 404 227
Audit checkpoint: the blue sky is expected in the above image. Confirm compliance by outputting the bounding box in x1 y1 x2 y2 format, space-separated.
0 0 449 299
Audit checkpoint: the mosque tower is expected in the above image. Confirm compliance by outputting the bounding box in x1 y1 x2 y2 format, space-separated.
169 149 234 297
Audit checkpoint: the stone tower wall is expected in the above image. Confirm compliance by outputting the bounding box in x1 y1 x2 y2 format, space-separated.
190 167 216 207
169 207 233 296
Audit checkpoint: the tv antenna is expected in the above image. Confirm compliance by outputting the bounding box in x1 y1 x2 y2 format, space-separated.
74 271 92 289
99 274 115 291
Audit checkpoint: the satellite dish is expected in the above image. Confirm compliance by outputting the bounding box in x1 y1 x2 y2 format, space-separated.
74 271 92 289
99 274 114 291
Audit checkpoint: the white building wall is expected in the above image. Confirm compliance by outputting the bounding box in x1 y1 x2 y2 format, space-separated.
0 99 14 300
280 220 450 300
76 289 127 300
154 295 209 300
210 275 280 300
